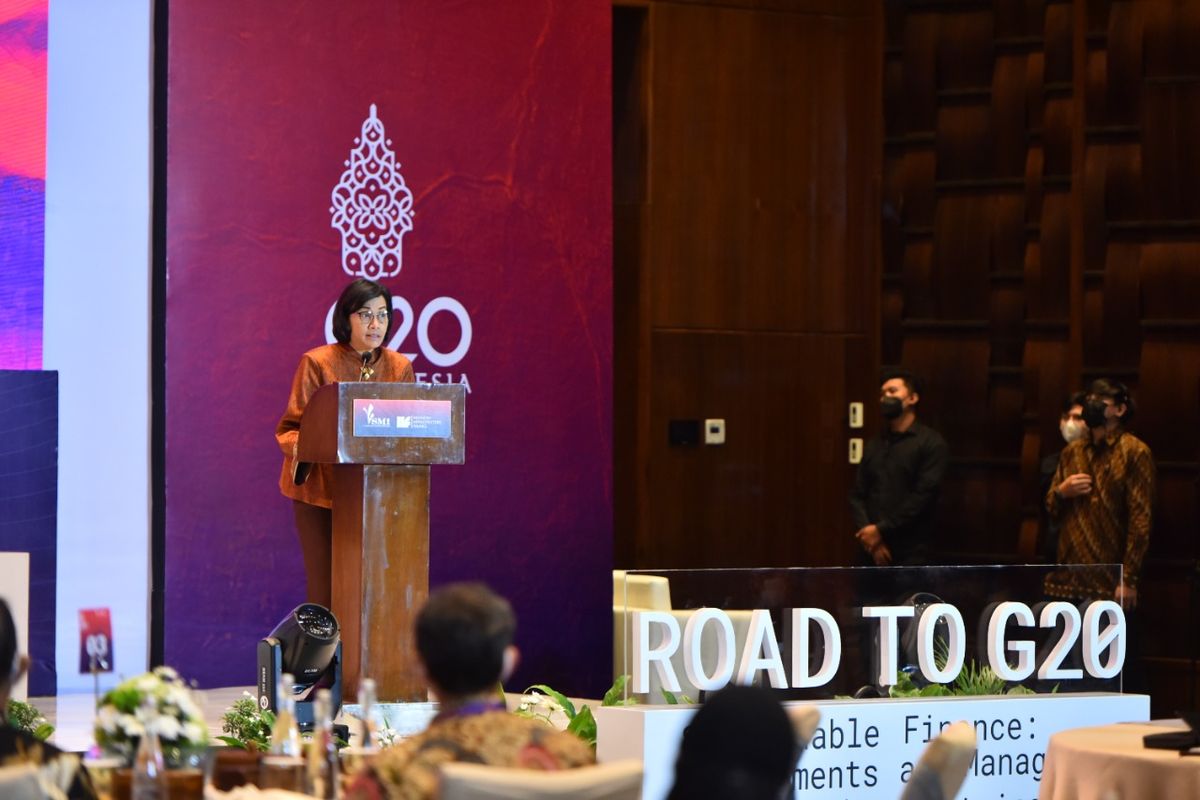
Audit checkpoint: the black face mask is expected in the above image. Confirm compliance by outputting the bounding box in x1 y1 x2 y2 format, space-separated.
881 397 904 420
1083 399 1109 429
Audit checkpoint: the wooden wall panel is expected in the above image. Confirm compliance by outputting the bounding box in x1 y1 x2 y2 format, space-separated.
901 13 939 132
993 194 1026 275
1098 242 1141 366
936 105 994 181
902 240 935 319
937 197 993 316
993 0 1043 40
936 11 992 90
1042 96 1073 176
1104 143 1141 222
884 0 1200 714
898 150 938 228
1031 192 1071 320
1043 2 1073 84
1142 84 1200 220
648 3 874 335
1085 48 1107 125
1105 2 1141 126
619 0 1199 713
645 331 862 569
613 5 649 567
992 55 1029 177
1142 0 1200 78
1024 145 1044 222
616 0 882 576
901 335 990 459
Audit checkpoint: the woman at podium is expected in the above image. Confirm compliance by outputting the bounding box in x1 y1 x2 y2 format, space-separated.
276 278 415 606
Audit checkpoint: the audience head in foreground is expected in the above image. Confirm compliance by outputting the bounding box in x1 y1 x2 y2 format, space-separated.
0 599 28 707
668 684 800 800
415 581 518 702
0 598 97 799
346 582 594 800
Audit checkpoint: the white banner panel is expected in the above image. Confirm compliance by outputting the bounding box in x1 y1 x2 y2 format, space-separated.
45 0 152 692
596 692 1149 800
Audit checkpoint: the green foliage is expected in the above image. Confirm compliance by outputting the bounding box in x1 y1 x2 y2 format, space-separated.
516 675 668 750
886 637 1048 698
951 660 1010 696
566 705 596 746
5 699 54 741
888 670 952 698
888 633 1046 695
103 685 144 715
659 688 694 705
602 675 638 707
219 696 275 752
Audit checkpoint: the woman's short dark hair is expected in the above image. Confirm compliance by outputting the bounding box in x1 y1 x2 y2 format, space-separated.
331 279 393 346
416 583 515 696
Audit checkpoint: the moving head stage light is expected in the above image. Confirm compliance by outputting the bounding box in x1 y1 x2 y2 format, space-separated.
258 603 342 730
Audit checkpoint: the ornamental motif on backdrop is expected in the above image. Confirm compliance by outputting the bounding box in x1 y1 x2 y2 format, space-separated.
330 104 414 279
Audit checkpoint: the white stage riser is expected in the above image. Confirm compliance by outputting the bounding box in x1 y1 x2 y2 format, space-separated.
595 692 1149 800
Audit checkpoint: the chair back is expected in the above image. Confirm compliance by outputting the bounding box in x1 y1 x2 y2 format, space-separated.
899 720 977 800
787 704 821 748
439 759 643 800
0 764 47 800
613 570 672 611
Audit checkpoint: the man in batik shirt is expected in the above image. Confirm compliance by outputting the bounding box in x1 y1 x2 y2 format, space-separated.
345 583 593 800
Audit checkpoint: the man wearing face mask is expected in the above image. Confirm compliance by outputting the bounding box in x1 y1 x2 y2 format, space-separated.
849 369 949 566
1039 393 1087 562
1045 378 1155 608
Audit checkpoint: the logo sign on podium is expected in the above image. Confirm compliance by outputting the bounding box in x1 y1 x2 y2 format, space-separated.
79 608 113 674
352 398 452 439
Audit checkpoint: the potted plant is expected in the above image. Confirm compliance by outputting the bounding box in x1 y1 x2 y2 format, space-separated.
218 692 274 751
5 698 55 740
515 675 688 749
210 692 276 791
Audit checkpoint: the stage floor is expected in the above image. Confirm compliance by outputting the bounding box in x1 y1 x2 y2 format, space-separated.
28 686 440 754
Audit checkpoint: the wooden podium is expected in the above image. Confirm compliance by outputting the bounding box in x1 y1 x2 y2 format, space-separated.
296 381 465 701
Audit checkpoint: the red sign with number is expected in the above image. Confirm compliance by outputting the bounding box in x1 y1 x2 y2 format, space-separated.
79 608 113 674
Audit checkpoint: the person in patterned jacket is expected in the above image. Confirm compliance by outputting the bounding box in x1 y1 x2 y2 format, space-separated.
345 583 594 800
1044 378 1155 607
0 599 97 799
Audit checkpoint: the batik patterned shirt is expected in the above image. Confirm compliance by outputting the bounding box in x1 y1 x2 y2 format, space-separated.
345 710 595 800
1044 429 1155 599
0 726 97 800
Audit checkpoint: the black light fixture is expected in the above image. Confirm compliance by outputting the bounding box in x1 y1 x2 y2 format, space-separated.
257 603 343 730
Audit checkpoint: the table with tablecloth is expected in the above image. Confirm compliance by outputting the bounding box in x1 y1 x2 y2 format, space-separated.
1040 721 1200 799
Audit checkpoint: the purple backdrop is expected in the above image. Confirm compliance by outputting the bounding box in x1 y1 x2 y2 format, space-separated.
0 370 56 695
0 3 47 369
163 1 612 695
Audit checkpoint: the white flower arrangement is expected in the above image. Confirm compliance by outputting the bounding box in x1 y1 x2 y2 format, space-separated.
375 714 400 749
94 666 209 765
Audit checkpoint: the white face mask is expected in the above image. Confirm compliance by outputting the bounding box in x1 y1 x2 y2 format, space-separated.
1061 419 1087 444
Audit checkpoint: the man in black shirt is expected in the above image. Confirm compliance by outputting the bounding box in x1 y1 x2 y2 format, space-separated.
849 369 948 565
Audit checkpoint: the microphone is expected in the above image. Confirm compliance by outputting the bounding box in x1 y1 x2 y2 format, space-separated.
359 351 374 381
